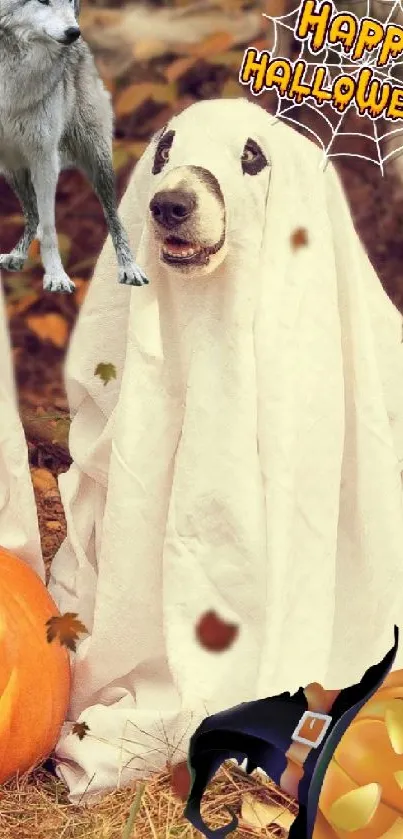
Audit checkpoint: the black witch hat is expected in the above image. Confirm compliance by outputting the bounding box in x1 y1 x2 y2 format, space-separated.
184 625 399 839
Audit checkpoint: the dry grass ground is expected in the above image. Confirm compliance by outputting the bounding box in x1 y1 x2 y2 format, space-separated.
0 762 297 838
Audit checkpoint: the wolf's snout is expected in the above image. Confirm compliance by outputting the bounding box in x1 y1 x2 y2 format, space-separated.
62 27 81 44
149 190 196 230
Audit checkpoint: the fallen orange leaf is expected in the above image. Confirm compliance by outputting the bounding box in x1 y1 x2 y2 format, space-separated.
115 82 174 118
6 291 38 318
28 240 40 259
170 761 191 801
249 37 271 51
26 313 69 349
164 56 198 84
31 467 59 495
133 38 167 61
189 31 234 58
45 520 62 532
73 278 89 308
103 77 116 96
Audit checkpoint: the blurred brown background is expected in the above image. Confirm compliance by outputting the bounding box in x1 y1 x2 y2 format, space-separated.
1 0 403 565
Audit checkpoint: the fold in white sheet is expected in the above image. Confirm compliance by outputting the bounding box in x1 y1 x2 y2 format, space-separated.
49 99 403 802
0 284 42 578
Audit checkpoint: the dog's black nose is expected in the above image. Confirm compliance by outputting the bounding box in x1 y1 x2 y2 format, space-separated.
149 190 196 229
62 27 81 44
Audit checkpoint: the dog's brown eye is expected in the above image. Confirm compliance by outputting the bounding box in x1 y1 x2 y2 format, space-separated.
241 138 268 176
152 130 175 175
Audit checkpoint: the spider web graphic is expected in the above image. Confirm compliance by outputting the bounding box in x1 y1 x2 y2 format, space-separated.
262 0 403 173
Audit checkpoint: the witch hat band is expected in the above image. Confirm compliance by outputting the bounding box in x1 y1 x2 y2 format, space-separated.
183 626 399 839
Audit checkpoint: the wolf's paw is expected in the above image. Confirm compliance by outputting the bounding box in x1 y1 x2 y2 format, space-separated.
118 259 149 287
43 270 75 294
0 252 26 271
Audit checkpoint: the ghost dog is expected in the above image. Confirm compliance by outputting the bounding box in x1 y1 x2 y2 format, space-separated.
0 0 148 292
48 99 403 803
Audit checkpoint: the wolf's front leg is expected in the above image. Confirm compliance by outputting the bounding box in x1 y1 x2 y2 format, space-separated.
93 159 148 286
74 141 148 286
30 151 75 293
0 169 39 271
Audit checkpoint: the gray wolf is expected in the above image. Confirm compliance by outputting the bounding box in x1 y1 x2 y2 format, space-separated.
0 0 148 293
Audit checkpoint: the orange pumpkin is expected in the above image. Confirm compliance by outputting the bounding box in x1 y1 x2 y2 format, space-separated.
0 546 71 783
314 669 403 839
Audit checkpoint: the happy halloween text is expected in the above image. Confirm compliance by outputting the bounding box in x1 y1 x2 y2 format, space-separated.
239 0 403 120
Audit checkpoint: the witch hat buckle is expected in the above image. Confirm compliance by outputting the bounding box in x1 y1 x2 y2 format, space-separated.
291 710 332 749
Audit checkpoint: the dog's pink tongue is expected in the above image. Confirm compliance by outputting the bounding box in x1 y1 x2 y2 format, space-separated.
165 239 201 254
169 241 188 252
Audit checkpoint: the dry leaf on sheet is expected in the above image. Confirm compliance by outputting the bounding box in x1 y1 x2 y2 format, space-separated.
72 722 90 741
46 613 89 651
95 362 117 386
196 610 239 652
290 227 309 250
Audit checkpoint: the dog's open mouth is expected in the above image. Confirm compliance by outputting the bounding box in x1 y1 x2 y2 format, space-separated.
160 234 225 266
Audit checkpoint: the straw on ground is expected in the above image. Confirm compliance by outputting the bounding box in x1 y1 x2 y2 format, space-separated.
0 762 297 839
